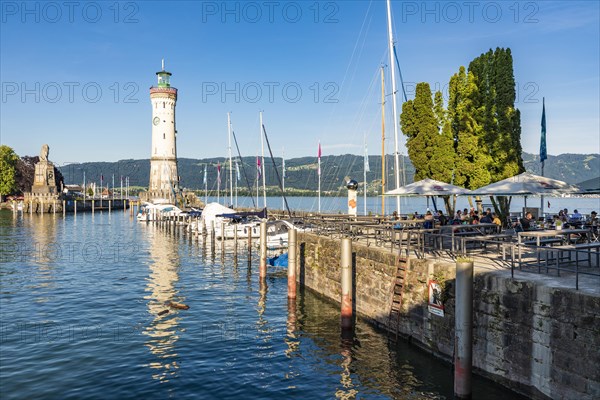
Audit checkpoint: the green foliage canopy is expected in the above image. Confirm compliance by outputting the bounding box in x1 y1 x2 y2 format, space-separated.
0 145 19 196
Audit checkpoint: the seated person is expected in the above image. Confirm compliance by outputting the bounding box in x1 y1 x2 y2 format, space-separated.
471 215 480 224
492 212 502 226
571 209 582 220
480 211 493 224
519 212 534 231
424 211 434 229
437 210 447 226
589 211 598 226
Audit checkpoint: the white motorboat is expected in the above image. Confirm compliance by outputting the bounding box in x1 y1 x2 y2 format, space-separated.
137 202 183 222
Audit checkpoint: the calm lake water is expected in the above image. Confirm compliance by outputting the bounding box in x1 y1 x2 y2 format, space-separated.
207 195 600 216
0 210 525 399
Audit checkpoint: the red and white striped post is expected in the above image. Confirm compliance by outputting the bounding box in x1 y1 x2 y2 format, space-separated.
259 221 267 279
340 237 353 330
287 228 297 299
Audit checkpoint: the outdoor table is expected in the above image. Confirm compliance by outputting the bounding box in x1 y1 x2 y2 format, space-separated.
441 223 500 251
518 228 590 264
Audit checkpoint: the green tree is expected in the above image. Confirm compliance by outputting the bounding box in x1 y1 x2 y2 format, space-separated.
401 83 457 216
0 145 19 200
448 66 492 190
468 48 525 221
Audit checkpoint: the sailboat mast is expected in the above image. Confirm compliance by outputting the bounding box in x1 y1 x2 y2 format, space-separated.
282 147 285 211
386 0 401 215
227 112 233 207
380 66 386 215
235 160 238 208
260 111 267 208
364 134 367 216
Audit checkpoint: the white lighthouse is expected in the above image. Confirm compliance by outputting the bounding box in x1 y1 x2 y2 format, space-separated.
148 60 179 204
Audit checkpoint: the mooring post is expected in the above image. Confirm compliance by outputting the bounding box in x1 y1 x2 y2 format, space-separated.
259 221 267 279
454 259 474 400
62 200 66 217
234 226 238 252
220 221 225 242
210 220 216 248
92 200 95 214
288 228 297 299
340 237 353 330
74 200 77 215
247 228 253 265
109 200 111 213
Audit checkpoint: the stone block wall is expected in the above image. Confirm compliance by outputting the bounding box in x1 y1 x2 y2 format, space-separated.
296 232 600 400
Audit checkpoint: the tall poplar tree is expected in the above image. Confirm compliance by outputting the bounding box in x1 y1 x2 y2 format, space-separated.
447 66 492 190
401 84 456 215
469 48 524 220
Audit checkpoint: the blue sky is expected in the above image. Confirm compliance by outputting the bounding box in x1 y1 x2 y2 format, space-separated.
1 1 599 166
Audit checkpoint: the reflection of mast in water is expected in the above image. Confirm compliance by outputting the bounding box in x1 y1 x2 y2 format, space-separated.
143 229 183 382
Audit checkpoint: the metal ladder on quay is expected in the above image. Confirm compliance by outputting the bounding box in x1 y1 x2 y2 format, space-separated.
388 254 408 339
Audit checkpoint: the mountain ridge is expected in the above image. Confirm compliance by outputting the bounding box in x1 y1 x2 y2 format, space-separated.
58 152 599 193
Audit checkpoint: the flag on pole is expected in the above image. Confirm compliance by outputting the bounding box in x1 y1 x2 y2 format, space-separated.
540 97 547 162
203 165 207 185
217 163 221 185
256 156 262 179
235 160 240 181
317 142 322 176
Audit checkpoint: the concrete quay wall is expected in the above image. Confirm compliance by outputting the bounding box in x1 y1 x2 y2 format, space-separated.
295 232 600 400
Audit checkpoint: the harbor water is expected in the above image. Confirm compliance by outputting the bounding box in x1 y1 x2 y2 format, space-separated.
0 210 526 399
207 195 600 216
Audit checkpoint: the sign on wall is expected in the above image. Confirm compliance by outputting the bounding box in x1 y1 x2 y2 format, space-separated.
428 280 444 317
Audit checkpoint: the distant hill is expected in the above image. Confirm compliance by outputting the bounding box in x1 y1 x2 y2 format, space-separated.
58 152 599 194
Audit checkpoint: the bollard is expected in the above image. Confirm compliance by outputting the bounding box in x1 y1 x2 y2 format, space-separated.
234 226 238 252
247 228 253 265
62 200 66 217
454 259 474 400
211 221 216 248
259 221 267 279
340 237 353 330
288 228 297 299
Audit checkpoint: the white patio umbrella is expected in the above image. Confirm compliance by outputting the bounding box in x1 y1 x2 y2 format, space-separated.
383 178 471 213
383 178 471 196
468 172 581 196
467 172 582 215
